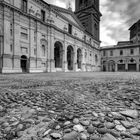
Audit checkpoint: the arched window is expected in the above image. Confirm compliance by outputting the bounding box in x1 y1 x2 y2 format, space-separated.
42 45 45 56
95 54 98 63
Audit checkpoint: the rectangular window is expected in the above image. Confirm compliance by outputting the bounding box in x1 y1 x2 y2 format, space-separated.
41 10 46 22
120 50 123 55
21 27 28 40
10 44 13 52
84 35 86 42
10 23 13 36
34 48 36 55
130 49 134 55
34 31 37 42
103 51 106 56
68 24 72 34
22 0 27 13
110 50 113 56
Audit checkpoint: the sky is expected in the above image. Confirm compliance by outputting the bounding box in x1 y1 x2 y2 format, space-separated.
44 0 140 46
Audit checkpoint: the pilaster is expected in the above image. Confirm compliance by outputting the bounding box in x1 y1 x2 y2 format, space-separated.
74 45 77 71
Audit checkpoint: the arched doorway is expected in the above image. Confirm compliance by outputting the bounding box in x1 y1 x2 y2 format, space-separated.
102 61 106 71
108 60 115 72
77 48 82 69
54 41 63 68
128 58 136 71
21 55 28 73
117 60 125 71
67 45 74 70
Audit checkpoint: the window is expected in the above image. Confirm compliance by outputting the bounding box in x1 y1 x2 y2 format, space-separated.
84 35 86 41
41 10 45 22
89 38 91 44
22 0 27 13
95 54 98 63
103 51 106 56
130 49 134 55
34 31 37 42
110 50 113 56
21 27 28 40
42 45 45 56
34 48 36 55
80 0 83 5
68 24 72 34
10 44 13 52
10 23 13 36
120 50 123 55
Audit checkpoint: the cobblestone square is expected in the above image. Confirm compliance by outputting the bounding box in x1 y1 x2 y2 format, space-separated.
0 72 140 140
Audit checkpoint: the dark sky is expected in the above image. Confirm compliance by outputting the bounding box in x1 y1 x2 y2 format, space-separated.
44 0 140 46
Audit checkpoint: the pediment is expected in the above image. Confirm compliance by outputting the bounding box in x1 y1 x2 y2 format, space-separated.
60 12 79 26
51 5 85 29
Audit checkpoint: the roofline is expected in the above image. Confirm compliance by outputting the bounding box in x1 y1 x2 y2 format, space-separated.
129 19 140 30
101 43 140 50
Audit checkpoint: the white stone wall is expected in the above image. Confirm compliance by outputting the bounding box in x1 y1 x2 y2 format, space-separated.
0 0 101 73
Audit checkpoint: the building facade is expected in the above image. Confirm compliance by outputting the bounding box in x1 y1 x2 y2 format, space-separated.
101 20 140 72
101 42 140 72
0 0 101 73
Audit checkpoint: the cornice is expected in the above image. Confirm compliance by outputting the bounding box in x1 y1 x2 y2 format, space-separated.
1 1 100 51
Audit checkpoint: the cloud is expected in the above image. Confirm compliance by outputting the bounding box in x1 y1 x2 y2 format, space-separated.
100 0 140 46
44 0 140 46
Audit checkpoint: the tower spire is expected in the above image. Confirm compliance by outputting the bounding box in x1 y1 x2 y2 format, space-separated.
67 1 72 11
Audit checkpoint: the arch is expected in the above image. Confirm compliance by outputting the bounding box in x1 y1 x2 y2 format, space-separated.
129 58 136 63
77 48 82 69
54 41 63 68
117 59 125 71
67 45 74 70
20 55 28 73
108 60 115 72
128 58 137 71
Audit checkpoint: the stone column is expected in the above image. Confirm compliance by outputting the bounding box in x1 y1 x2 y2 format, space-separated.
125 63 128 71
28 19 35 73
115 63 118 72
74 45 77 72
49 27 55 72
0 36 3 72
63 45 68 72
82 49 86 71
136 63 139 72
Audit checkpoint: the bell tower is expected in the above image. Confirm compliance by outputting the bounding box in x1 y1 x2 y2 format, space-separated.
75 0 101 41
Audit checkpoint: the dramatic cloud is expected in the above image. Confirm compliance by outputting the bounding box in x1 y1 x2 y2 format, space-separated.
44 0 140 46
100 0 140 46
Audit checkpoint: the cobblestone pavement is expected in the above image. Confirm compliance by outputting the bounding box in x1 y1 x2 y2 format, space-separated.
0 72 140 140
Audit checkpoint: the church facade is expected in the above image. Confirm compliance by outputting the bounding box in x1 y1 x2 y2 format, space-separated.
0 0 101 73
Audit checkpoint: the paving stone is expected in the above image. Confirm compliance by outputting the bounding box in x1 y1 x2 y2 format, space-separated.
120 110 139 119
63 131 79 140
101 133 117 140
121 121 134 129
115 125 126 132
73 124 85 132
